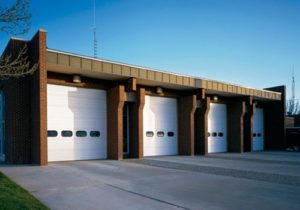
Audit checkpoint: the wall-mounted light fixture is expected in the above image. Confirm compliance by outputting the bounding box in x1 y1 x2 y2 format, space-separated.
156 86 163 94
213 95 218 101
73 74 81 83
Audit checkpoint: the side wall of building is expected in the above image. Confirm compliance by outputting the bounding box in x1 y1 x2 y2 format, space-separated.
0 31 47 164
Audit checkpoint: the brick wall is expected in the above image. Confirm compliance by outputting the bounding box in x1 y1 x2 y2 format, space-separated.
178 94 196 155
264 86 286 150
130 87 145 159
28 30 47 165
107 85 125 160
0 40 31 163
0 30 47 164
244 99 254 152
227 101 246 152
195 96 210 154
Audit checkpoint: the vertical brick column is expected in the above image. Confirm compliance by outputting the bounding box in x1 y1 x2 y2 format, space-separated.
131 88 145 159
28 30 48 165
227 101 246 153
195 97 210 155
107 85 125 160
264 86 286 150
244 98 255 152
178 95 197 155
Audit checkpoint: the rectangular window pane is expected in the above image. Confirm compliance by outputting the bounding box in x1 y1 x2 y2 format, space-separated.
167 132 174 137
157 131 164 137
146 131 154 137
61 130 73 137
76 130 87 137
90 131 100 137
48 130 58 137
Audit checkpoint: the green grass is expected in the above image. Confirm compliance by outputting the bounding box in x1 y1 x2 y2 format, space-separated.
0 172 49 210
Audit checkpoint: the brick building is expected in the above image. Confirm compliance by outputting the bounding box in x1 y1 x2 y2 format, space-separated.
0 30 286 165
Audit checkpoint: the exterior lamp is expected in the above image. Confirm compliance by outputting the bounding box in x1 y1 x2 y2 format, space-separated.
213 95 218 101
156 87 163 94
73 75 81 83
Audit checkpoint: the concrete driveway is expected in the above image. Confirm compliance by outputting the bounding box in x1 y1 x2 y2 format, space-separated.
1 151 300 210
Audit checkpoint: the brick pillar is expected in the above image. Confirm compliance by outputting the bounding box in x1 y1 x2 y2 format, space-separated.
29 30 48 165
107 85 125 160
131 88 145 159
227 101 246 153
264 86 286 150
244 98 255 152
195 97 210 155
178 95 197 155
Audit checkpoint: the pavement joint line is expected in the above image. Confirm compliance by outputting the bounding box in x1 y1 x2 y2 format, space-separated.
105 183 190 210
132 159 300 187
204 155 300 166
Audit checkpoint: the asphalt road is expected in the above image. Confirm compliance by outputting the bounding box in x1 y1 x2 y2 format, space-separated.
1 151 300 210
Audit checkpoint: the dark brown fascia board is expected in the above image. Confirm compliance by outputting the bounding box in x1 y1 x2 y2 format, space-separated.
46 49 281 101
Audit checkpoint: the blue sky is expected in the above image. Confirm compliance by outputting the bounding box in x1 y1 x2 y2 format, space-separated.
1 0 299 100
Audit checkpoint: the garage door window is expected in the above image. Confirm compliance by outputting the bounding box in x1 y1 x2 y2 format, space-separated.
61 130 73 137
48 130 58 137
218 132 224 137
90 131 100 137
76 131 87 137
167 132 174 137
146 131 154 137
253 133 257 137
257 133 262 137
157 131 164 137
212 132 217 137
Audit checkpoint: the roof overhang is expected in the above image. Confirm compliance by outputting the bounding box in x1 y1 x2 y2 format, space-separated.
46 49 281 101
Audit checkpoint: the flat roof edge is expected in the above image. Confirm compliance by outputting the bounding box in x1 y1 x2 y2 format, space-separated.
46 49 282 97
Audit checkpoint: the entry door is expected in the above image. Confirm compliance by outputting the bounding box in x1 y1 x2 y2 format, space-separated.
253 108 264 151
0 90 4 160
143 96 178 156
208 103 227 153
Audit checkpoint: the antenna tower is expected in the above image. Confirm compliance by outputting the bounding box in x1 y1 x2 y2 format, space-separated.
292 65 295 103
93 0 97 58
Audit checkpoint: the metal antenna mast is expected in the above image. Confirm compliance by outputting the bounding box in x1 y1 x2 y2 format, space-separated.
93 0 97 58
292 65 295 102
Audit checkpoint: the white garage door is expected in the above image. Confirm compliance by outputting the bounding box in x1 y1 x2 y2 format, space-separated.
47 84 107 161
253 108 264 151
208 103 227 153
143 96 178 156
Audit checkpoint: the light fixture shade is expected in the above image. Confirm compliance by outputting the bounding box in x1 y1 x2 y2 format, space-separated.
213 95 218 101
73 75 81 83
156 87 163 94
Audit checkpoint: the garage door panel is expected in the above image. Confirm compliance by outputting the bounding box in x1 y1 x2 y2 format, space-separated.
253 108 264 151
47 84 107 161
49 151 105 162
208 103 227 153
143 96 178 157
